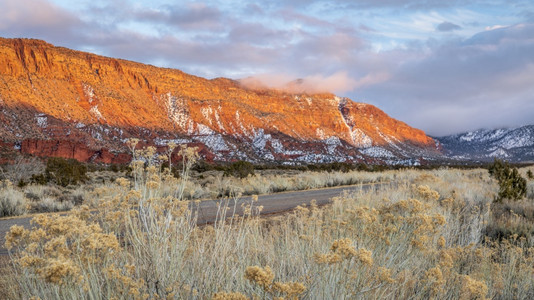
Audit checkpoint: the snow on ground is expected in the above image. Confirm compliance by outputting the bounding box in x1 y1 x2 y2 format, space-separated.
351 128 373 148
35 114 47 128
201 106 213 125
164 93 189 129
89 106 104 120
498 132 534 149
83 83 95 103
487 148 510 158
361 147 396 158
193 134 229 152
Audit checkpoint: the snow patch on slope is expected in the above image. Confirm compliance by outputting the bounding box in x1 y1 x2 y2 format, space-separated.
253 129 269 150
316 128 325 139
83 83 95 103
214 105 225 132
351 128 373 148
201 106 213 125
337 98 373 148
164 92 189 129
235 110 249 136
488 148 509 158
195 134 229 152
361 147 395 158
35 114 48 128
499 132 534 149
90 106 104 120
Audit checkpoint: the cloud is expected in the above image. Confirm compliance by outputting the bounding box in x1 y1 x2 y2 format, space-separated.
436 21 462 32
228 23 292 46
164 3 224 31
280 0 490 10
484 24 507 31
357 23 534 135
240 71 358 94
0 0 82 40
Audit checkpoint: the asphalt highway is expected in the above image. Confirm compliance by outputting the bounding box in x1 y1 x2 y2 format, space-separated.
0 182 388 255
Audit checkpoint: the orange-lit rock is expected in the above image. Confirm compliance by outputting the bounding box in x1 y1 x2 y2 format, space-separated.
0 37 441 164
19 139 131 164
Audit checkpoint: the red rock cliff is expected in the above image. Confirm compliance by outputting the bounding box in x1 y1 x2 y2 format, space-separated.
0 37 440 164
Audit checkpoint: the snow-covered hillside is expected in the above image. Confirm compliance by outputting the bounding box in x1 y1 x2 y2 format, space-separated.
435 125 534 162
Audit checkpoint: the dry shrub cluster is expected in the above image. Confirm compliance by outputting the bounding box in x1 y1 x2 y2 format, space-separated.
521 166 534 200
160 168 395 201
0 184 85 216
0 158 393 217
0 180 29 217
0 156 45 187
3 145 534 299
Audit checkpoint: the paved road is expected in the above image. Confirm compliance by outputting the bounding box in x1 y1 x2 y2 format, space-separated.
0 182 388 255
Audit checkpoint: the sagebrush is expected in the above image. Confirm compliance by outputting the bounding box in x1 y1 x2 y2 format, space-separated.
3 145 534 299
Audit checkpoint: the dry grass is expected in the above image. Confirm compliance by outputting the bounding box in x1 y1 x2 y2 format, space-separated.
2 146 534 299
520 166 534 200
1 159 395 216
0 164 395 216
0 180 28 217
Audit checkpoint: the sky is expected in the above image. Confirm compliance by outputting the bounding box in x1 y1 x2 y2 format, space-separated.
1 0 533 136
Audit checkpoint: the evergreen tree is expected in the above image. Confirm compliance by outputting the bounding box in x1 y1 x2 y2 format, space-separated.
488 159 527 202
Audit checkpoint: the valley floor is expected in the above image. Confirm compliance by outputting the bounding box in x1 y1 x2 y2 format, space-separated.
1 163 534 299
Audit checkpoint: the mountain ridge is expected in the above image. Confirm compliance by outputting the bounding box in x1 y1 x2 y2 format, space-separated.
0 37 440 164
435 125 534 162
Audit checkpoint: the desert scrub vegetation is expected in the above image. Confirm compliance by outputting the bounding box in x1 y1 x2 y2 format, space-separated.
0 160 392 217
34 157 89 187
489 159 527 202
3 161 396 217
3 142 534 299
0 157 90 216
0 183 85 215
0 180 29 217
484 164 534 245
0 156 45 188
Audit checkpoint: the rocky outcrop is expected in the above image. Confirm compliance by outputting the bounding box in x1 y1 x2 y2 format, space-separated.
0 37 441 164
19 139 131 164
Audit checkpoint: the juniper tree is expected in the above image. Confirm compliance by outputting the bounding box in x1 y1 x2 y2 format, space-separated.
488 159 527 202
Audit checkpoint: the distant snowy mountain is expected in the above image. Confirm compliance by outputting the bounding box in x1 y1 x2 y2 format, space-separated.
435 125 534 162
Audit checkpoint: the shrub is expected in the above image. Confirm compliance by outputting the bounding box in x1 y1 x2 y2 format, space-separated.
30 173 49 185
0 180 28 217
484 200 534 244
16 179 27 188
44 157 88 187
306 162 357 173
192 160 216 172
0 156 45 184
527 169 534 180
224 161 255 178
160 161 181 178
30 197 74 212
488 159 527 202
6 162 534 299
108 164 119 173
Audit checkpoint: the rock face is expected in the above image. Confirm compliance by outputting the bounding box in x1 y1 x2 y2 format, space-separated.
0 37 440 164
435 125 534 162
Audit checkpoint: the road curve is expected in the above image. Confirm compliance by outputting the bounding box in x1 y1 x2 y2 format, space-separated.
0 182 388 255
